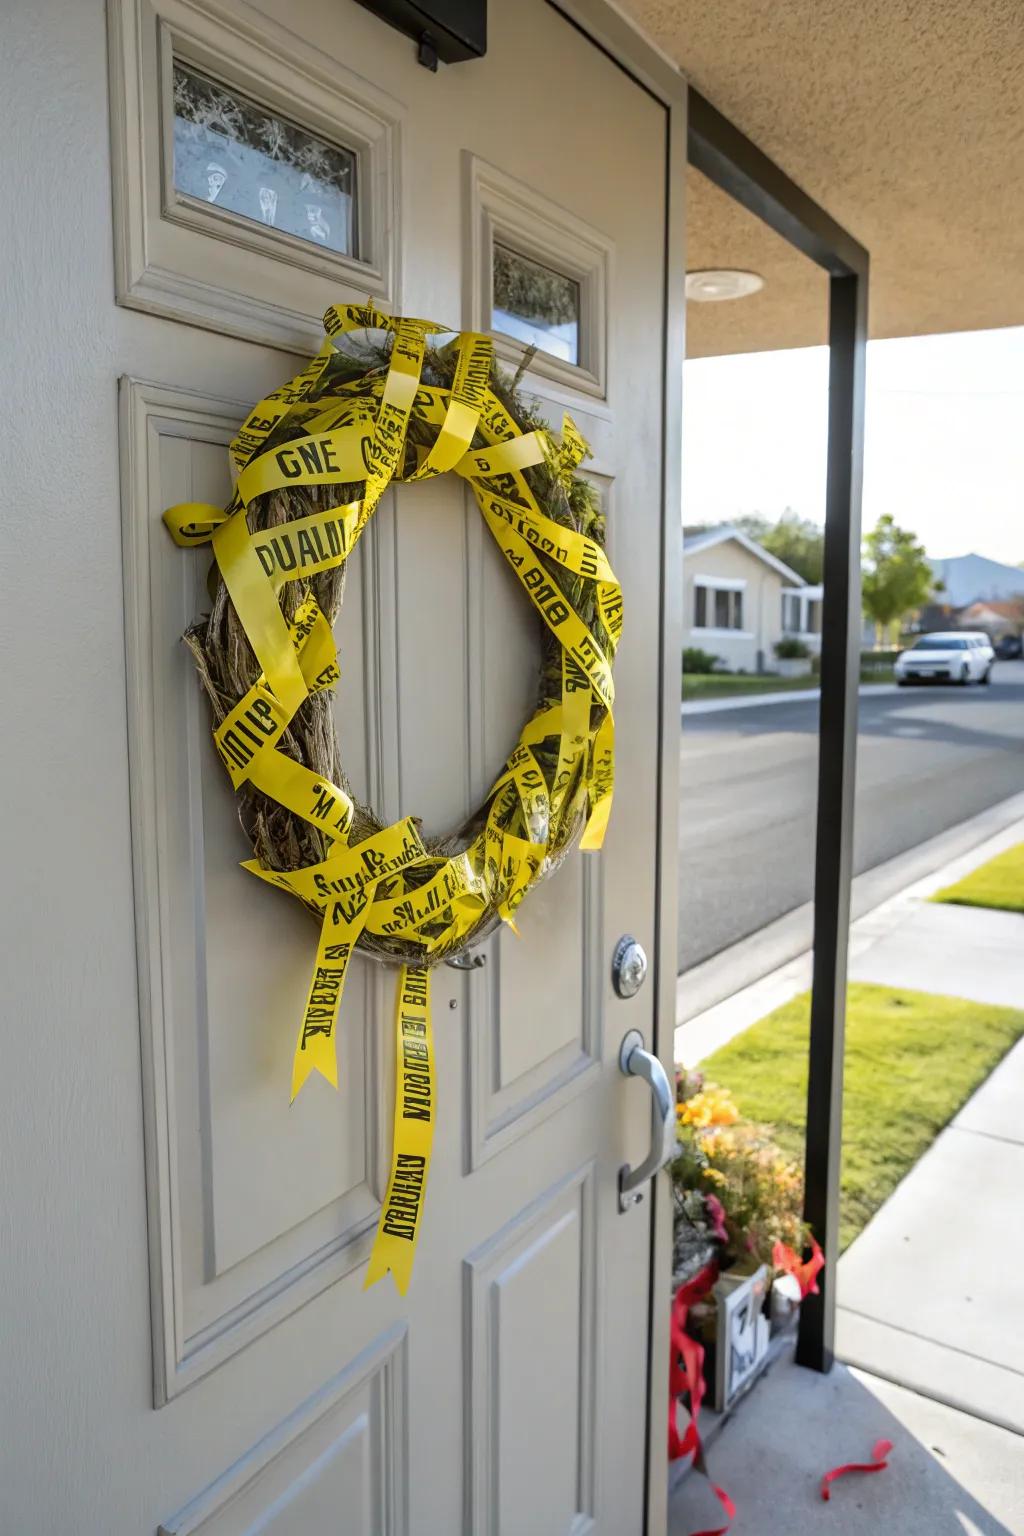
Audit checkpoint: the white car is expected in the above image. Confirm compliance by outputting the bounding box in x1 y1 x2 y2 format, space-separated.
895 631 994 687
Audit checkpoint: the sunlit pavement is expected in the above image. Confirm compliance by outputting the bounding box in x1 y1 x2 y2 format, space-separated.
669 1352 1024 1536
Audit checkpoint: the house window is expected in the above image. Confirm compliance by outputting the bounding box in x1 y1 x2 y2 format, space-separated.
491 243 581 365
694 582 744 630
171 62 358 257
782 593 801 632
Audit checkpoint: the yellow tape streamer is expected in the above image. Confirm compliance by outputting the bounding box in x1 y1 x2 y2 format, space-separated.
230 340 335 473
364 966 434 1295
162 304 622 1294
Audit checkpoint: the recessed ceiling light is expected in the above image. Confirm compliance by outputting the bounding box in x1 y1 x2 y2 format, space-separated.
686 269 765 302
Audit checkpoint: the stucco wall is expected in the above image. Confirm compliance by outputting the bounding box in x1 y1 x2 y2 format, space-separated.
682 539 786 672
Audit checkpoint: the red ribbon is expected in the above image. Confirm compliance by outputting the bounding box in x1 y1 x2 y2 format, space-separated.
668 1263 736 1536
772 1236 825 1298
821 1438 893 1500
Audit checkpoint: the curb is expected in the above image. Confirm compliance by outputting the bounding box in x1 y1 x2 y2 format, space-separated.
681 682 898 716
674 788 1024 1059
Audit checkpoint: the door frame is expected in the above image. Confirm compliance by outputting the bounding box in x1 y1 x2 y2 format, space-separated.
548 4 687 1528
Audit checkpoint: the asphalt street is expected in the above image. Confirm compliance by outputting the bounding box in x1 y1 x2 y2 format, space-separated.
678 661 1024 972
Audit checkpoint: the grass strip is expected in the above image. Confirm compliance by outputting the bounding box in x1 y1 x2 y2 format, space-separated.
933 842 1024 916
699 982 1024 1249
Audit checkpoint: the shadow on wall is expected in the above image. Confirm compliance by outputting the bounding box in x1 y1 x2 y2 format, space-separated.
669 1353 1020 1536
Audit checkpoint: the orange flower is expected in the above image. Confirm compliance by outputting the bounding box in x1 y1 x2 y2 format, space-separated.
677 1085 739 1129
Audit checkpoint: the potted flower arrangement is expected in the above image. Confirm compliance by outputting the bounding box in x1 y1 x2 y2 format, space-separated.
670 1068 823 1417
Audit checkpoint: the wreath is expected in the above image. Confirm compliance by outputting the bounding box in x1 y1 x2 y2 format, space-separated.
163 302 621 1290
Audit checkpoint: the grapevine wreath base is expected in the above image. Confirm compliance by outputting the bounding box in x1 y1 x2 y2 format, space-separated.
162 302 622 1289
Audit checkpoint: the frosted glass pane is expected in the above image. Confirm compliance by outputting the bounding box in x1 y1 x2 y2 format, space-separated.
172 62 357 257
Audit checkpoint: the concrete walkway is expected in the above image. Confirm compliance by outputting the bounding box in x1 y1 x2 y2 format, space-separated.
670 819 1024 1531
669 1353 1024 1535
837 895 1024 1437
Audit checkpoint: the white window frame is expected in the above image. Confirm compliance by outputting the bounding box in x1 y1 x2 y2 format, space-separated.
692 574 752 638
464 153 612 405
108 0 402 351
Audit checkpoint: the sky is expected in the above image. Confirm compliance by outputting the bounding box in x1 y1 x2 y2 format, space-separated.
682 327 1024 566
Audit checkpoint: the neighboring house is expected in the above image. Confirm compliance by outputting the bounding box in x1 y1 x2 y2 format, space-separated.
928 553 1024 608
781 582 824 655
683 525 810 672
905 555 1024 641
957 599 1024 641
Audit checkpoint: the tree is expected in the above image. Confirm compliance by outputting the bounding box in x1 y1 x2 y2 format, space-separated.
861 515 935 645
759 508 824 584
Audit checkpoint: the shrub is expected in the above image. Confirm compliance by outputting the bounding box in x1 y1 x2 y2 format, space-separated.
774 636 811 660
861 647 902 667
683 646 721 674
860 648 900 680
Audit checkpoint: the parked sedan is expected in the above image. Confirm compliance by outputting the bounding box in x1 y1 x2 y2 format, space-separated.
894 632 994 686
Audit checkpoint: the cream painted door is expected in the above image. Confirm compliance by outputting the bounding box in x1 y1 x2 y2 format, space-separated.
1 1 673 1533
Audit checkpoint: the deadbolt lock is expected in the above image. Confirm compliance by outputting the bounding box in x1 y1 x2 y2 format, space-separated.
611 935 648 999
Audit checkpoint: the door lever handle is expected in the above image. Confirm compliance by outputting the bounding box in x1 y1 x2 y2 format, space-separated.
617 1029 676 1211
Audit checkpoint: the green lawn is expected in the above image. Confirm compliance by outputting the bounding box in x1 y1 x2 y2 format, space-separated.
682 673 816 701
933 842 1024 915
681 667 892 701
700 982 1024 1251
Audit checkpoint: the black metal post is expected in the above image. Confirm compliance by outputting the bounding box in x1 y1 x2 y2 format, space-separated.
687 85 870 1373
796 270 868 1371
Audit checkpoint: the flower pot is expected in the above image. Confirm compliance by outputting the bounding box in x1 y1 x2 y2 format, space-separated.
774 657 813 678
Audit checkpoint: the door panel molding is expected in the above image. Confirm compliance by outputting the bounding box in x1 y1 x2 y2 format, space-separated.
463 150 613 410
461 495 605 1171
107 0 403 349
462 862 603 1171
463 1164 597 1536
121 377 392 1401
159 1324 408 1534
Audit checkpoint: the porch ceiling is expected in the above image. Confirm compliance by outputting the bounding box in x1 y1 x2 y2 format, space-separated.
620 0 1024 356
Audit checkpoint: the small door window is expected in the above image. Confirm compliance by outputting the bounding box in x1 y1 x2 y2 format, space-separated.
171 62 358 258
491 243 581 366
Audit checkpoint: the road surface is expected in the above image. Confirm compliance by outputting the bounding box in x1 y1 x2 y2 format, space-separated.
678 661 1024 972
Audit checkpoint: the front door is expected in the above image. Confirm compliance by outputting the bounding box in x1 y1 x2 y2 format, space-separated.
1 2 675 1532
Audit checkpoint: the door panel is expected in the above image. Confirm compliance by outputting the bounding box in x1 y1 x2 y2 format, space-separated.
158 1326 407 1535
1 1 673 1531
464 1167 597 1536
124 382 386 1399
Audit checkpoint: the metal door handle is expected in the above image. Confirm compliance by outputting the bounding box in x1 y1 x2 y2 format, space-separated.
617 1029 676 1211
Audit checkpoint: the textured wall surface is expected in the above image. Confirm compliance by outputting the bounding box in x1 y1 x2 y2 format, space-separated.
627 0 1024 353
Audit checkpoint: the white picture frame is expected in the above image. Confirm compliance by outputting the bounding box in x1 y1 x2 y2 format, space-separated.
714 1265 771 1412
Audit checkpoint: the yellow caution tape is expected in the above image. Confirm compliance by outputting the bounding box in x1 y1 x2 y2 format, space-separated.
364 965 434 1295
163 304 622 1294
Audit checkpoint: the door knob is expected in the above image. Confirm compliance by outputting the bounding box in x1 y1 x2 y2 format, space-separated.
617 1029 676 1211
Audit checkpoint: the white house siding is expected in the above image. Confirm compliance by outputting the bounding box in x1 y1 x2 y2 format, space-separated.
683 537 787 672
